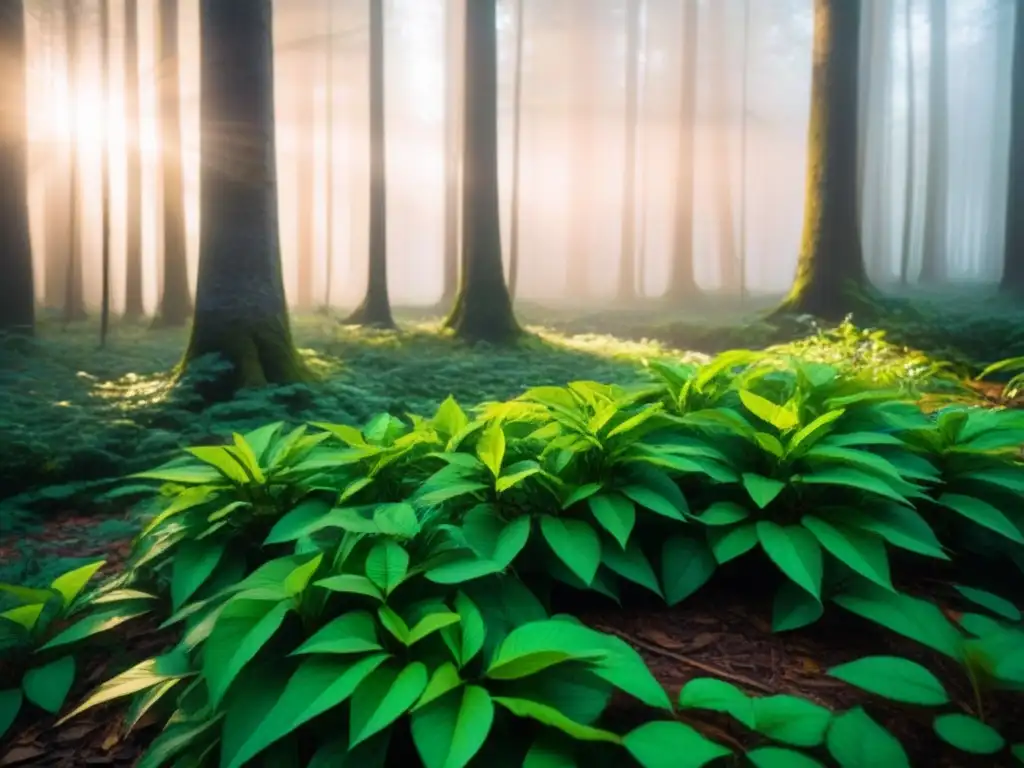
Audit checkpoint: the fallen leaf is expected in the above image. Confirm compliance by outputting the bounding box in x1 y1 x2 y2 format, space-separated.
0 747 48 767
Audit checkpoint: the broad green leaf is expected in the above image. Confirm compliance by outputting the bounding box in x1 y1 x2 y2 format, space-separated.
264 499 339 544
130 464 222 485
409 612 462 646
602 539 662 597
185 446 252 484
624 720 732 768
496 461 541 493
661 535 716 606
414 663 463 711
751 695 832 747
678 677 754 728
50 561 106 610
786 408 846 456
417 481 489 508
697 502 749 526
938 493 1024 543
754 432 785 459
241 421 284 465
772 581 823 632
0 584 59 607
0 603 45 632
378 605 411 645
171 542 225 611
933 713 1005 754
826 707 909 768
621 483 687 522
433 396 470 438
562 482 603 509
588 494 636 549
802 446 905 484
374 503 421 538
757 522 822 599
739 390 799 431
826 656 948 705
540 516 601 585
493 697 621 743
231 433 266 483
451 592 485 666
523 737 577 768
124 678 181 732
204 599 292 709
365 540 410 596
225 655 387 768
40 606 150 651
135 715 224 768
796 467 910 506
801 516 892 591
426 557 503 585
411 686 494 768
843 505 948 560
477 423 506 477
350 662 429 747
743 474 786 509
57 652 192 724
960 468 1024 494
291 611 382 655
315 574 385 601
0 689 21 740
707 523 759 564
748 747 825 768
486 620 607 680
283 553 323 596
953 585 1021 622
22 655 75 714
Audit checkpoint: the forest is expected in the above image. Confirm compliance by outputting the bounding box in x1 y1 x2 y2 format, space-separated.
1 0 1024 765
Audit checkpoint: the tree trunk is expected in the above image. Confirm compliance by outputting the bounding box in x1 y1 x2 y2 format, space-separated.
345 0 394 328
294 62 316 311
507 0 525 301
0 0 34 334
183 0 304 393
617 0 641 302
443 0 518 342
440 0 464 308
1000 0 1024 294
44 9 68 310
155 0 192 327
123 0 145 321
899 0 916 286
774 0 868 319
567 2 596 297
322 0 335 311
666 0 701 300
710 0 739 293
63 0 86 324
918 0 949 285
100 0 112 345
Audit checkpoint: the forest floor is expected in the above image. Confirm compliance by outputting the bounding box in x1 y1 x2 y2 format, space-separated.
2 294 1024 766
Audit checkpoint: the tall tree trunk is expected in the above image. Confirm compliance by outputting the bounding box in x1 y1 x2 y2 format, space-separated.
294 56 316 311
774 0 868 319
0 0 34 334
666 0 701 300
507 0 525 301
918 0 949 285
63 0 86 324
1000 0 1024 294
443 0 518 342
346 0 394 327
184 0 304 393
440 0 464 308
710 0 739 293
123 0 145 321
155 0 192 326
617 0 641 302
100 0 112 345
567 1 596 297
322 0 335 311
44 9 68 310
900 0 916 286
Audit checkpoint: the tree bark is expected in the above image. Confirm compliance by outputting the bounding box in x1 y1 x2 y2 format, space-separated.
155 0 192 327
443 0 518 342
666 0 701 300
617 0 641 302
0 0 34 334
774 0 868 319
508 0 525 301
918 0 949 285
345 0 394 328
1000 0 1024 294
183 0 304 394
440 0 464 308
123 0 145 321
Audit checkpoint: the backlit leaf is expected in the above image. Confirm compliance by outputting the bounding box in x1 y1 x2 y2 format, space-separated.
743 474 786 509
751 695 832 747
350 662 429 747
827 656 948 706
624 720 732 768
757 522 822 599
540 516 601 585
291 611 382 655
493 697 621 743
801 516 893 591
588 494 636 549
50 561 106 610
933 713 1005 755
411 686 494 768
826 707 909 768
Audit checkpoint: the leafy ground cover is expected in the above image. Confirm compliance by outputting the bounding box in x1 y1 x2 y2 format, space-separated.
2 303 1023 767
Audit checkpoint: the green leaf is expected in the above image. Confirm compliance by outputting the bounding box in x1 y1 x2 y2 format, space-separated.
225 655 387 768
938 493 1024 543
661 535 716 606
378 605 411 645
757 522 822 599
409 612 462 646
204 599 292 708
374 503 421 538
486 620 607 680
786 408 846 456
497 461 542 493
231 433 266 483
772 581 823 632
708 523 759 564
697 502 749 526
40 606 150 651
493 697 621 743
0 689 21 740
477 423 506 477
796 467 910 506
602 539 662 597
0 603 45 632
523 737 577 768
801 516 892 591
50 561 106 610
434 396 470 438
264 499 335 544
623 720 732 768
842 505 947 560
185 445 252 484
953 585 1022 622
130 464 222 485
414 663 463 711
451 592 485 667
292 611 382 655
171 542 225 611
621 482 687 521
540 516 601 585
826 707 909 768
365 540 410 596
748 747 825 768
350 662 429 747
562 482 603 510
315 574 385 601
933 713 1005 754
284 553 323 596
588 494 636 549
739 390 799 431
411 686 494 768
826 656 948 706
743 474 786 509
426 557 503 585
751 695 832 747
678 677 754 728
136 715 223 768
22 656 75 714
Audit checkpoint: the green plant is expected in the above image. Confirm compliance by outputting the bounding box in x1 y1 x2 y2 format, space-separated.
978 356 1024 400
